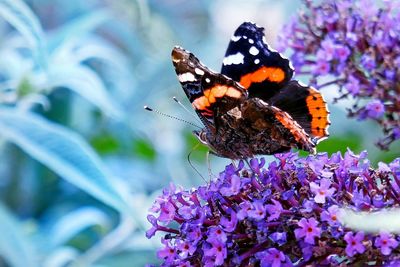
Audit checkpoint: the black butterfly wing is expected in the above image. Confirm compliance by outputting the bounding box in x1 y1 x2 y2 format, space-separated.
221 22 329 143
221 22 294 101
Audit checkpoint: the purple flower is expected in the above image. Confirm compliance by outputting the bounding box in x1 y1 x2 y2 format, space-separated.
157 239 177 263
220 210 238 232
147 151 400 265
158 201 176 223
344 75 360 96
203 240 227 266
278 0 400 149
385 69 396 81
364 100 385 119
335 44 351 62
146 215 158 238
352 189 371 209
256 248 286 267
375 232 399 255
320 38 336 61
372 194 385 208
321 205 341 226
360 54 376 71
237 200 252 220
250 157 265 174
310 178 336 204
207 226 227 243
294 217 321 245
184 224 202 244
178 205 197 220
265 199 283 221
269 232 287 246
345 32 358 46
248 200 266 220
177 240 197 259
301 244 313 261
301 199 315 213
344 231 366 257
290 52 305 70
313 52 331 75
220 174 241 196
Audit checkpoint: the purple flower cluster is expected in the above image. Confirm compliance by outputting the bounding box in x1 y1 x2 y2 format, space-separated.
147 151 400 266
277 0 400 149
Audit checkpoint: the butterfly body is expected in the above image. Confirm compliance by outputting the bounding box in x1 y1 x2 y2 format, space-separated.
172 22 330 160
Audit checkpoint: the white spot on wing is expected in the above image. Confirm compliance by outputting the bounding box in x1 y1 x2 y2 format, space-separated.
254 59 260 64
223 52 244 65
243 35 248 39
178 72 196 83
249 46 259 56
195 68 204 75
231 35 241 42
205 78 211 83
248 39 254 44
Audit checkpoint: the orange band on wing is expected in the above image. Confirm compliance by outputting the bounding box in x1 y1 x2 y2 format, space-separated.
274 109 310 144
192 85 242 116
306 88 330 138
239 67 285 89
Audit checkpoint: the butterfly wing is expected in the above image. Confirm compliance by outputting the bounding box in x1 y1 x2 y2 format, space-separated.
268 81 330 142
221 22 329 143
172 46 247 130
221 22 294 101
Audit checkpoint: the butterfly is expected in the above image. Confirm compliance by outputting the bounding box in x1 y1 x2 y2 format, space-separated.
172 22 330 160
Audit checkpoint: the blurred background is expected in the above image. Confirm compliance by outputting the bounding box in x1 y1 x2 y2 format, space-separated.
0 0 398 266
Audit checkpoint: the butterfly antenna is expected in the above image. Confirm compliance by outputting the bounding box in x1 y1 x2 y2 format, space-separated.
187 143 208 183
144 106 202 129
172 96 203 125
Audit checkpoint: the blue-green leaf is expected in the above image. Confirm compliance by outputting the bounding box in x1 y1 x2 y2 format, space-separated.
0 204 39 267
47 64 123 119
47 9 111 52
49 207 111 246
0 0 47 69
43 247 79 267
0 107 130 214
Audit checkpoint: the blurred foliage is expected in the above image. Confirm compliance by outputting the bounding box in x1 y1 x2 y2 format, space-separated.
0 0 397 266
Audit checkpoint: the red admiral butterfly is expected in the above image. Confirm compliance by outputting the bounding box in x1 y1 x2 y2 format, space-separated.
172 22 330 160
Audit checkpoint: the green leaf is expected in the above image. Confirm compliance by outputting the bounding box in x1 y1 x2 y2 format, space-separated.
316 133 363 155
132 138 156 161
0 107 131 214
0 204 39 267
91 133 120 155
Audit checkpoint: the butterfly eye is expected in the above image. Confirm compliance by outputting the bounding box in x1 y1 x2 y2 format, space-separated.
193 130 208 145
